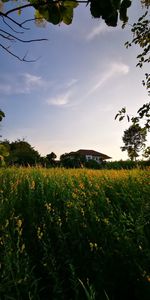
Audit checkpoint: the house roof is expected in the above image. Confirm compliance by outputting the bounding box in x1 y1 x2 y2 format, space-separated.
76 149 111 160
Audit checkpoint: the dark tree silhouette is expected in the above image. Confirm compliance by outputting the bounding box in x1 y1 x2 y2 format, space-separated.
121 124 147 161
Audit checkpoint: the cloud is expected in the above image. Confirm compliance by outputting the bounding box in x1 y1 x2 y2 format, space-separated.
86 23 118 41
23 73 45 91
86 62 129 97
66 78 78 88
54 78 78 90
46 91 71 106
0 73 49 95
46 78 78 107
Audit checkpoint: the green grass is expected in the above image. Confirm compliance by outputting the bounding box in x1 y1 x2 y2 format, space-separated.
0 167 150 299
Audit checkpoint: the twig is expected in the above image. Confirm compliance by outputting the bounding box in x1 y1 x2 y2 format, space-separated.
0 33 14 41
0 43 38 62
0 29 47 43
5 4 32 16
2 16 24 34
0 12 30 30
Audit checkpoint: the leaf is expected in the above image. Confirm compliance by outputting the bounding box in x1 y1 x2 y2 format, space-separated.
18 8 21 15
127 115 130 122
63 1 78 9
122 107 126 113
90 0 102 19
119 116 124 121
62 7 73 25
38 8 49 22
119 0 131 23
34 10 46 27
115 113 119 120
48 5 62 25
105 11 118 27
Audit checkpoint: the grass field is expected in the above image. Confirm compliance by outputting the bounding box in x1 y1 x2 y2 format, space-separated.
0 167 150 299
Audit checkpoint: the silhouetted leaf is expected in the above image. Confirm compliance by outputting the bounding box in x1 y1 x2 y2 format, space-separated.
119 116 124 121
127 115 130 122
115 113 119 120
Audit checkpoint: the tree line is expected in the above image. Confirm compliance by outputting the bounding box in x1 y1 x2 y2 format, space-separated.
0 138 101 168
0 139 57 167
0 138 150 169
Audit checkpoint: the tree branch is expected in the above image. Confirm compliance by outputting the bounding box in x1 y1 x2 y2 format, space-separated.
0 43 38 62
1 15 24 34
0 0 90 61
5 4 32 16
0 29 47 43
0 33 14 41
0 12 30 29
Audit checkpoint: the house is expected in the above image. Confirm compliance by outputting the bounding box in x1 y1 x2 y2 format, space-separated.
68 149 111 164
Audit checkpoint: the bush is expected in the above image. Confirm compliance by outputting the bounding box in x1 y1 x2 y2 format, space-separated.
104 160 150 170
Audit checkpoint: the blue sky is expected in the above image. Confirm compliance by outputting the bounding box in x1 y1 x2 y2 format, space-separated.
0 1 149 160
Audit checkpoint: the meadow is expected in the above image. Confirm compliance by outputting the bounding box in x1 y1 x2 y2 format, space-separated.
0 167 150 300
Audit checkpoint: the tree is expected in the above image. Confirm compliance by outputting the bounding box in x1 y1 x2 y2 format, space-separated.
0 0 149 62
115 2 150 150
125 9 150 95
46 152 57 166
60 152 85 168
116 3 150 129
0 139 41 166
121 124 147 161
0 0 133 60
85 159 100 169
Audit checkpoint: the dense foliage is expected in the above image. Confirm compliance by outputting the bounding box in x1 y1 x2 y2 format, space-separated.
0 0 132 27
1 167 150 299
0 139 41 166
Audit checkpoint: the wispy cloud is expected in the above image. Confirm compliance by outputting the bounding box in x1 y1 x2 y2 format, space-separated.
23 73 45 91
66 78 78 88
46 78 78 107
86 23 118 41
0 73 50 95
86 62 129 97
46 91 71 107
54 78 78 90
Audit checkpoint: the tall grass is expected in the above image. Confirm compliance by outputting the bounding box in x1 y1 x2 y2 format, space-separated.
0 167 150 299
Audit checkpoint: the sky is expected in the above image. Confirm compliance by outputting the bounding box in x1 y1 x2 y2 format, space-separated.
0 0 150 160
